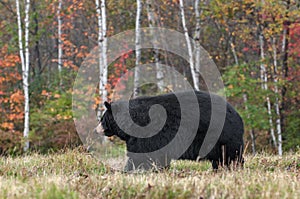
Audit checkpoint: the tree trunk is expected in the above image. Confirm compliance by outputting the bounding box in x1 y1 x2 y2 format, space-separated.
259 28 277 148
280 0 290 156
271 37 282 156
179 0 199 91
95 0 103 119
146 0 164 91
24 0 30 152
230 37 239 66
101 0 108 104
16 0 31 152
57 0 63 87
16 0 25 69
134 0 142 97
95 0 108 119
95 0 108 144
32 1 42 76
194 0 201 86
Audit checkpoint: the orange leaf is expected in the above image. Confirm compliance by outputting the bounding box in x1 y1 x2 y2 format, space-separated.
1 122 14 130
41 90 49 96
10 91 24 103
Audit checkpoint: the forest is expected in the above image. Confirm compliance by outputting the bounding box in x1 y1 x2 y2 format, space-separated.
0 0 300 157
1 0 300 198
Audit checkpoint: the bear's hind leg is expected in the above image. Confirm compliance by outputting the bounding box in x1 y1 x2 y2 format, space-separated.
211 160 219 170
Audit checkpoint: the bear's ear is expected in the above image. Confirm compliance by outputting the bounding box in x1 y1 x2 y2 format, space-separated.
104 101 111 111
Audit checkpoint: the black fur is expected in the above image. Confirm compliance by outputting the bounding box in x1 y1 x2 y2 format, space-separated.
100 90 244 171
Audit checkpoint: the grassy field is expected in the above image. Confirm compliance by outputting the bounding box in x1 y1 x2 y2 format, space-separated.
0 149 299 199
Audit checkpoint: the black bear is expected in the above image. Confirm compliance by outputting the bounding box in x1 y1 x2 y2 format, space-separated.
95 90 244 171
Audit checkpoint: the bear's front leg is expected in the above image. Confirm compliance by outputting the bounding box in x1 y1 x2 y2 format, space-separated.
123 156 148 172
124 158 135 172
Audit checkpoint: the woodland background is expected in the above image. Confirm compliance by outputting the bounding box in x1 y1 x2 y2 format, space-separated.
0 0 300 156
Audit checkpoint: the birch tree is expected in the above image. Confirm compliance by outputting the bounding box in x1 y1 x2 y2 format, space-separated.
194 0 201 84
179 0 199 91
101 0 108 105
146 0 164 91
96 0 103 119
57 0 62 87
134 0 142 97
96 0 108 118
16 0 31 151
271 37 282 156
259 27 277 148
278 0 291 156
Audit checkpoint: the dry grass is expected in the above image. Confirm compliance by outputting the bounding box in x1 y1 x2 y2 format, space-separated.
0 149 299 199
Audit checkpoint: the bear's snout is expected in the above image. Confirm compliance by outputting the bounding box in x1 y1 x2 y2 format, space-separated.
94 123 104 135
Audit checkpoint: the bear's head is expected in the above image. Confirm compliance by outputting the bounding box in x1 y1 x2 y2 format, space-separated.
94 101 130 141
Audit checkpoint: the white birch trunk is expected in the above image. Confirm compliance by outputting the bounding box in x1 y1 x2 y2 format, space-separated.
259 31 277 148
101 0 108 104
230 37 239 66
16 0 31 151
194 0 201 85
57 0 63 87
95 0 103 119
279 27 288 156
24 0 31 152
96 0 108 119
179 0 199 91
282 28 287 53
259 33 267 90
134 0 142 97
16 0 25 69
146 0 164 91
95 0 108 143
272 37 283 156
